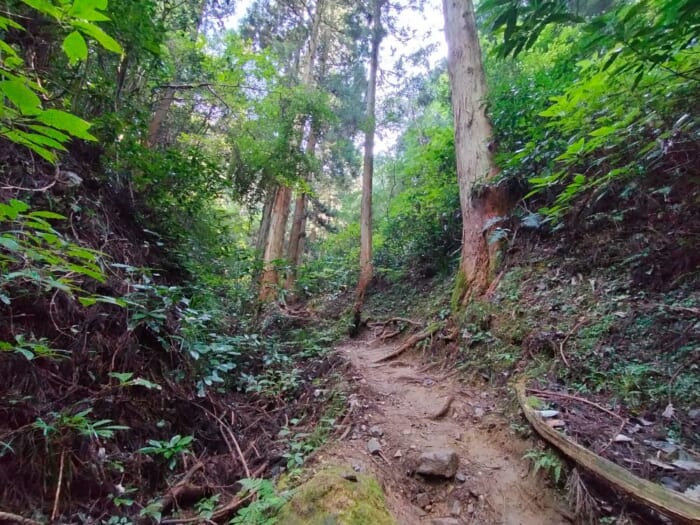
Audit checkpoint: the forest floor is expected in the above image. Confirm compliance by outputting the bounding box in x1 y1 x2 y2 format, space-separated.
310 329 572 525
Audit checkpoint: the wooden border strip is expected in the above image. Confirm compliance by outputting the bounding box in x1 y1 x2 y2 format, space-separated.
515 379 700 524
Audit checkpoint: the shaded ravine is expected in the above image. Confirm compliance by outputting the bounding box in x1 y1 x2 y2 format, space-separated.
315 332 572 524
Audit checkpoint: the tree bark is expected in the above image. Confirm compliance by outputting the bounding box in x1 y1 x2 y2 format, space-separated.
146 0 207 147
354 0 383 321
285 126 319 290
259 0 325 301
256 189 275 254
260 186 293 300
443 0 508 307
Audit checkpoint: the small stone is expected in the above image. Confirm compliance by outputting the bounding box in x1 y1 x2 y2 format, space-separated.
689 408 700 421
448 499 461 516
416 449 459 478
455 472 466 483
367 438 382 454
660 477 682 491
360 424 367 432
454 432 462 441
394 449 403 458
402 429 412 435
467 503 475 514
416 492 431 508
369 425 384 437
352 462 362 472
474 407 485 418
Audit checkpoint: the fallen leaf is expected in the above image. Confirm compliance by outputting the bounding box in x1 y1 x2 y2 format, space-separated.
662 403 675 419
614 434 633 443
626 424 642 434
545 419 565 428
644 439 678 454
672 459 700 471
684 485 700 503
647 458 675 470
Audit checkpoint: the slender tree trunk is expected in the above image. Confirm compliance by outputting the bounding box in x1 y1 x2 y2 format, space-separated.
285 126 319 291
256 189 275 254
354 0 384 322
443 0 509 307
146 0 207 147
259 0 325 301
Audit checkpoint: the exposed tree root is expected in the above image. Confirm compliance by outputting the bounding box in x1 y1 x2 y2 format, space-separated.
516 379 700 525
374 323 442 362
0 511 43 525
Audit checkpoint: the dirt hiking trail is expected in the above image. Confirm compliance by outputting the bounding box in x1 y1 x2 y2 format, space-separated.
315 331 573 524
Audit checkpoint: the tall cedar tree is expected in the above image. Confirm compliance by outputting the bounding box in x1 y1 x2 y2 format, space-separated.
443 0 510 305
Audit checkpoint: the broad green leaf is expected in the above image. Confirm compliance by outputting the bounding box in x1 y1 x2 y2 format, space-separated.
28 125 70 143
36 109 96 141
63 31 88 63
0 15 23 31
2 130 55 162
69 0 110 21
28 211 65 220
20 0 61 19
0 80 41 115
0 237 21 251
73 21 122 54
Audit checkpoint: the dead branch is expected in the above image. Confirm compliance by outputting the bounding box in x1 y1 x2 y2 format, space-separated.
516 379 700 525
374 323 442 363
51 448 65 521
429 395 454 420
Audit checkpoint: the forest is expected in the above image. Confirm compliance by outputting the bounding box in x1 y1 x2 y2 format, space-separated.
0 0 698 523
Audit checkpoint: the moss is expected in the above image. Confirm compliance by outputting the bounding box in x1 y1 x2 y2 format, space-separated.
276 467 396 525
451 268 468 312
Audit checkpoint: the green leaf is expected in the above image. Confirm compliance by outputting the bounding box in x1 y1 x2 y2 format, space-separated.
63 31 88 63
21 0 61 19
73 20 122 54
28 210 65 220
35 109 96 141
0 236 21 251
69 0 110 21
28 125 70 143
0 80 42 115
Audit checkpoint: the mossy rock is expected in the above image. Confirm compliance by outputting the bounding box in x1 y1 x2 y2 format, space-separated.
276 467 396 525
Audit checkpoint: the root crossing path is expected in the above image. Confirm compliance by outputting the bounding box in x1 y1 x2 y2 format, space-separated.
319 333 572 525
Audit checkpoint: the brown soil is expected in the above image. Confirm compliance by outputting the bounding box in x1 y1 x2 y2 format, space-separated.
313 331 572 525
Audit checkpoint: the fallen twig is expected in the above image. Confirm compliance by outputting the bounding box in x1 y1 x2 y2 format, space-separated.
51 449 65 521
526 387 624 422
558 320 585 368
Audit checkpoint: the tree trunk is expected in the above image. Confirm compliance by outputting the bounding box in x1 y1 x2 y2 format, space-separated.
256 189 275 254
285 126 319 290
443 0 509 307
260 185 293 301
146 0 207 147
354 0 383 321
259 0 325 301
